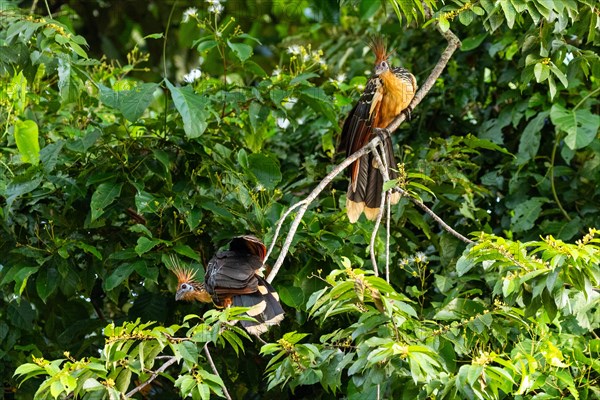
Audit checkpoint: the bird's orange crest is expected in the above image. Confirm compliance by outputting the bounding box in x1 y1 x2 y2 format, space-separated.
172 264 199 285
369 36 394 64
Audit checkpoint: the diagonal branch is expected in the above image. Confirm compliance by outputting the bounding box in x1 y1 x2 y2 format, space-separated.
266 26 464 283
126 356 178 398
204 344 233 400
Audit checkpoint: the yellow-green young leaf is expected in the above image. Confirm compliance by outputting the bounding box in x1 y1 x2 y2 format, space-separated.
9 71 27 113
82 378 104 391
14 120 40 165
534 63 550 82
50 380 65 398
438 16 450 32
13 363 44 376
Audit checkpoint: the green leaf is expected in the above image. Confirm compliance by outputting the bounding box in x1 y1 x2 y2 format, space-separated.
516 111 548 165
13 363 44 377
98 82 158 122
90 182 123 221
174 244 200 261
39 140 64 173
166 80 209 139
277 285 304 308
104 263 136 291
460 33 487 52
58 58 79 104
458 9 474 25
438 16 450 32
247 153 282 190
178 341 199 365
511 197 548 233
227 40 253 62
299 87 336 123
36 267 59 303
14 120 40 165
534 62 550 82
135 237 161 256
550 104 599 150
500 0 516 28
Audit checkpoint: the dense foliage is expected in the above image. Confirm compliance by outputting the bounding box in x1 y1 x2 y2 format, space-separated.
1 0 599 398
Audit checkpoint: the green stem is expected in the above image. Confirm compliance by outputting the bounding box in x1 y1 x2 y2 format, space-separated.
550 132 571 221
162 2 177 136
573 86 600 111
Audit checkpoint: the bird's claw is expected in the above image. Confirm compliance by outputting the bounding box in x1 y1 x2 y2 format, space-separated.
373 127 390 142
401 105 413 121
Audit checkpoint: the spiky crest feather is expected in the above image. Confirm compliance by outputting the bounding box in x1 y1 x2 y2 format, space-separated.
369 36 393 63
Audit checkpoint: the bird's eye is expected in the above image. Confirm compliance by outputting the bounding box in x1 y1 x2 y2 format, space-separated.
381 61 388 69
181 283 188 290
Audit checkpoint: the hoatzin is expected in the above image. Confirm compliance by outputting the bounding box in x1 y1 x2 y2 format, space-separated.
174 235 284 336
340 38 417 223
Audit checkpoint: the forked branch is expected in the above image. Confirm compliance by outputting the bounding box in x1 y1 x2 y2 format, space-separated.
266 27 465 283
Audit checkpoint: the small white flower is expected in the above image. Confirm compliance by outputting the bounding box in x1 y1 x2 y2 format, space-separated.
182 7 198 23
282 97 297 110
208 3 224 14
183 68 202 83
277 117 290 129
286 45 301 55
336 73 346 83
272 67 282 77
414 252 427 263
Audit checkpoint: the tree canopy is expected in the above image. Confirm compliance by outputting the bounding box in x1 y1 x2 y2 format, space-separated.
1 0 599 399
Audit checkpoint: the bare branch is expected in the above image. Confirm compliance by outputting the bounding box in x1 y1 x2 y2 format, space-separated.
266 26 464 282
385 192 391 283
369 145 391 276
265 200 307 262
126 356 178 398
396 187 473 244
266 139 379 283
204 344 233 400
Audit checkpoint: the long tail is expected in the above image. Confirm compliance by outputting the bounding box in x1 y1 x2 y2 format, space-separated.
233 276 284 336
346 135 400 223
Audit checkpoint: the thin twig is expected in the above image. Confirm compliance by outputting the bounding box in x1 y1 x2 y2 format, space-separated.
397 187 473 244
266 26 465 282
204 344 233 400
377 140 393 283
369 146 389 276
266 140 381 283
385 192 391 283
126 356 178 398
264 200 307 262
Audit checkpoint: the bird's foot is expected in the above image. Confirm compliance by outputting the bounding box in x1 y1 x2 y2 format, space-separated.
373 127 390 142
401 105 413 121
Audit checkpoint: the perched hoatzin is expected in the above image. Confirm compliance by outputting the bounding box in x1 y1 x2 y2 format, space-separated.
174 235 284 335
340 38 417 223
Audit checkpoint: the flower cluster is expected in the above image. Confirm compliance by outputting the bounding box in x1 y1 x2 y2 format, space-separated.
206 0 225 15
182 7 198 23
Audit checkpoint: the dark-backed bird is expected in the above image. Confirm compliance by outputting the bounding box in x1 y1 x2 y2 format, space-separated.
174 235 284 335
340 37 417 222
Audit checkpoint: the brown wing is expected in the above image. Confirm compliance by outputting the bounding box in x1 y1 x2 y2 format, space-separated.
229 235 267 262
204 250 262 304
339 76 383 191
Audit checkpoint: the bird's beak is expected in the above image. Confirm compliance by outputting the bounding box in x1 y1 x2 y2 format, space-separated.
374 61 388 76
175 289 185 301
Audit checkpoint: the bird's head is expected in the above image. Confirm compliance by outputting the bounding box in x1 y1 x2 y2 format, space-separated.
370 36 393 76
172 266 211 303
